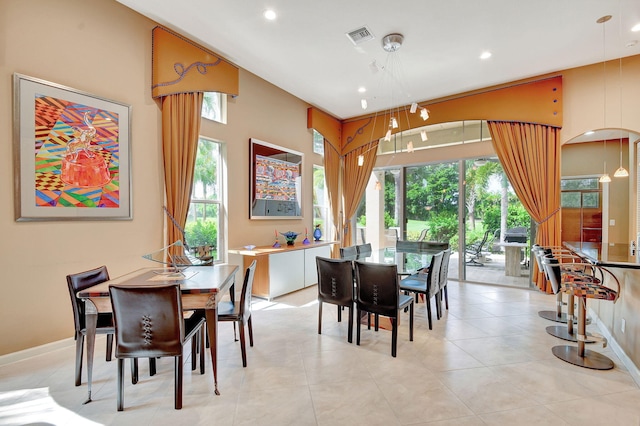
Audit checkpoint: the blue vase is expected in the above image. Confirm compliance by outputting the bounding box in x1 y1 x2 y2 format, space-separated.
313 226 322 241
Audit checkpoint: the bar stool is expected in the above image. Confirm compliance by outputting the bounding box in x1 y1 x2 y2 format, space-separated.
542 256 619 370
532 245 576 324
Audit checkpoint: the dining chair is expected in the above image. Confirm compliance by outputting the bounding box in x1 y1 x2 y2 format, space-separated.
109 284 206 410
67 266 115 387
354 261 413 357
541 255 619 370
218 259 257 367
316 257 355 343
399 251 444 330
355 243 372 257
437 248 451 317
339 245 358 259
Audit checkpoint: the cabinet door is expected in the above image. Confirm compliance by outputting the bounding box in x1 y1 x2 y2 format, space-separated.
304 245 331 287
269 250 305 298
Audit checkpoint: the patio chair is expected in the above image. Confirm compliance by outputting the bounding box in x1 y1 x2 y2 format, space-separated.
465 230 490 266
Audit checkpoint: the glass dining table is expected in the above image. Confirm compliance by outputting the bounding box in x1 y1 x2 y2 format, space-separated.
343 246 442 275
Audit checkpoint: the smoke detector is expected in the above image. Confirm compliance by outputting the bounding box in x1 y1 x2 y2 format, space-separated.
382 33 404 52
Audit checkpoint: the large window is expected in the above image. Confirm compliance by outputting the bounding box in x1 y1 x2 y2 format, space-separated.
313 165 332 241
186 137 223 262
202 92 227 124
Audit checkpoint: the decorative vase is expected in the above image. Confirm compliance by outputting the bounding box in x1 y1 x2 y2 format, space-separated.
313 225 322 241
280 231 299 246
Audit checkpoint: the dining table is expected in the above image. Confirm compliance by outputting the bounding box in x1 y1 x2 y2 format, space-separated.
344 246 442 275
77 264 239 403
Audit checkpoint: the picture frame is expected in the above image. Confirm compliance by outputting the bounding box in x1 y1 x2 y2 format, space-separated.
249 138 303 219
13 73 132 221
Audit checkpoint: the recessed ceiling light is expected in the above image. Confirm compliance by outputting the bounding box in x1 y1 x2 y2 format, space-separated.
631 23 640 32
358 87 366 93
263 9 277 20
480 51 492 60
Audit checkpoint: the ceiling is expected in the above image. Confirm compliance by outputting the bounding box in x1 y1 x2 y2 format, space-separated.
117 0 640 120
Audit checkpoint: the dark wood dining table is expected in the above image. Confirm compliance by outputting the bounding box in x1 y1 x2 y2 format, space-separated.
77 264 239 403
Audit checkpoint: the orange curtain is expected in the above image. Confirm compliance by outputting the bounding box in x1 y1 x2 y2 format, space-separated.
342 142 378 247
323 139 342 257
487 121 561 292
161 92 204 252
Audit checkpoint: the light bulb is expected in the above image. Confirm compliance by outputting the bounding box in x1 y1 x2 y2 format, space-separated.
384 129 391 141
407 141 414 153
420 108 429 121
420 130 428 141
391 117 398 129
410 102 418 114
614 167 629 177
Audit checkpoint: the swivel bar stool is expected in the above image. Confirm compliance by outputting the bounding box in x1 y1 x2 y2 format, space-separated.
542 256 619 370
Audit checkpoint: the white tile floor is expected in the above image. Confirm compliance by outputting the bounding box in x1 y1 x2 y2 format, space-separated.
2 281 640 425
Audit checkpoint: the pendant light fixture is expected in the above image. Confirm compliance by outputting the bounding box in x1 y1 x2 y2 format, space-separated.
613 8 628 178
598 15 612 184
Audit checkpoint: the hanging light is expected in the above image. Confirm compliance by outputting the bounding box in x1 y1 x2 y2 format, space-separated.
361 99 368 110
375 180 382 190
420 108 429 121
407 141 414 153
391 117 398 129
420 130 428 142
613 16 628 178
598 15 612 184
410 102 418 113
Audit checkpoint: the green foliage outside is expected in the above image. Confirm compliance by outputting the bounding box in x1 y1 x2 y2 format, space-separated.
185 218 217 252
482 202 530 235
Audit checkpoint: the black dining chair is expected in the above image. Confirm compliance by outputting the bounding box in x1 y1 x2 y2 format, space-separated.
437 248 451 317
339 245 358 259
354 261 414 357
399 251 444 330
316 257 355 343
109 284 206 410
67 266 114 387
218 260 257 367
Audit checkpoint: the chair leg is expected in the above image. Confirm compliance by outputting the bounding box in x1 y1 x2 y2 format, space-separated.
347 306 353 344
409 302 414 342
75 333 84 386
199 325 205 374
443 285 449 310
374 314 379 331
106 334 113 362
337 304 342 322
318 301 323 334
131 358 139 384
191 334 197 371
356 308 362 345
425 296 433 330
391 317 398 357
149 357 156 376
117 358 125 411
239 320 248 367
248 316 254 347
175 355 183 410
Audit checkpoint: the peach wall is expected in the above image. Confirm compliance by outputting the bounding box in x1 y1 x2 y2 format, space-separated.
1 0 640 358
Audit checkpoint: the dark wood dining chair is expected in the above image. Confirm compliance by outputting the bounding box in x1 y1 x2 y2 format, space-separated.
354 261 414 357
316 257 355 343
109 284 206 410
218 259 257 367
66 266 115 386
399 251 443 330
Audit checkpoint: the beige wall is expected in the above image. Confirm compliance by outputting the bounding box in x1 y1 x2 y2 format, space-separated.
1 0 640 358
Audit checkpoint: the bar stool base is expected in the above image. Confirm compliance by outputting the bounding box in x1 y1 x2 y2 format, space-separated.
546 325 595 343
552 345 614 370
538 310 575 324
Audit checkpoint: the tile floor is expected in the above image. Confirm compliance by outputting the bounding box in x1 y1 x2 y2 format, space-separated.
2 281 640 425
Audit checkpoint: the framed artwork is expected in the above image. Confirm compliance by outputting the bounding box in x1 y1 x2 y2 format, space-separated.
249 138 303 219
13 73 132 221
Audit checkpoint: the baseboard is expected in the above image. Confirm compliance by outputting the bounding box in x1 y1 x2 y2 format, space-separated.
0 338 74 367
590 308 640 387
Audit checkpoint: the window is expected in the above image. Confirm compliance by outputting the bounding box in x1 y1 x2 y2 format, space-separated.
201 92 227 124
186 137 223 262
313 165 331 240
312 129 324 155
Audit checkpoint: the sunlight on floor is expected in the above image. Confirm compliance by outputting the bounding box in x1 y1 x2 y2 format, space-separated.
0 388 102 426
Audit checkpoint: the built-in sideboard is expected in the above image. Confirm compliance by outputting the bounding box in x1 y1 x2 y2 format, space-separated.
228 241 335 299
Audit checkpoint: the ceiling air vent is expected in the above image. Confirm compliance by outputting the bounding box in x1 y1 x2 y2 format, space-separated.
346 26 375 46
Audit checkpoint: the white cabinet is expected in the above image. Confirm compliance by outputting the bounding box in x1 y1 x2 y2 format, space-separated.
229 241 335 300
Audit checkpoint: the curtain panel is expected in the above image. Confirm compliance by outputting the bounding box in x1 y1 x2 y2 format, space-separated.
342 142 379 247
162 92 204 253
323 139 342 258
488 121 561 292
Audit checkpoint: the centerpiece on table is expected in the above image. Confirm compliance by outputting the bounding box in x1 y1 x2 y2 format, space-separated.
280 231 300 246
